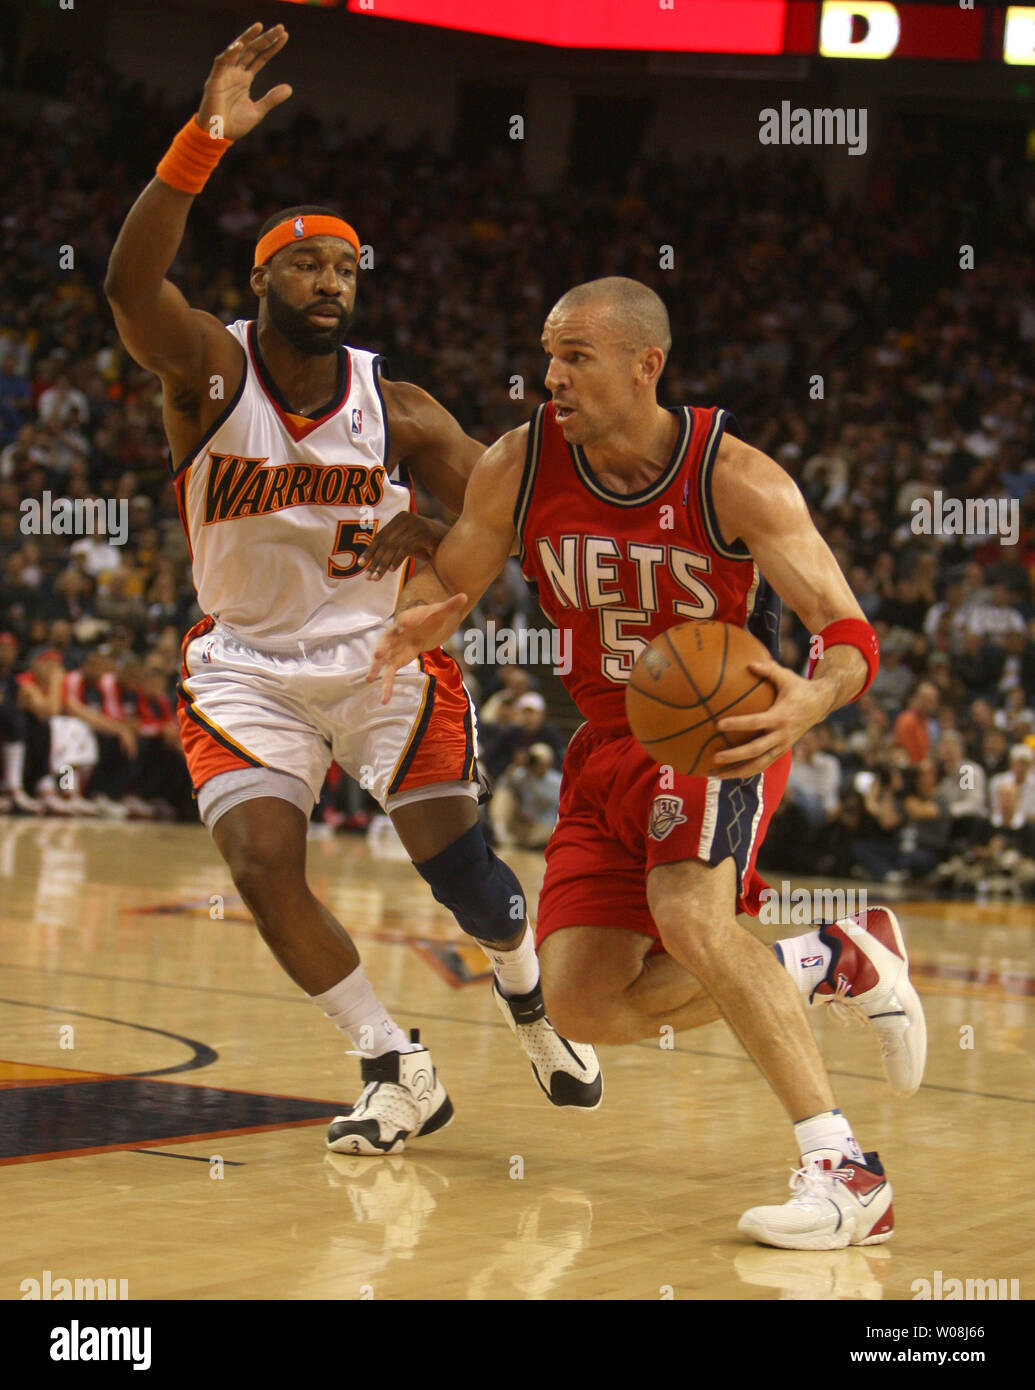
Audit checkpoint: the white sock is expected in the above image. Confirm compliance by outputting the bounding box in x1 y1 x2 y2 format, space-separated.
2 741 25 792
794 1109 865 1169
774 930 833 999
308 964 419 1058
481 921 541 998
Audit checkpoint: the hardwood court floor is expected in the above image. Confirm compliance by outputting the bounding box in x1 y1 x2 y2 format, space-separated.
0 817 1032 1301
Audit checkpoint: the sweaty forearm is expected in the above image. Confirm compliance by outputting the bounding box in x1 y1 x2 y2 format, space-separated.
104 175 195 304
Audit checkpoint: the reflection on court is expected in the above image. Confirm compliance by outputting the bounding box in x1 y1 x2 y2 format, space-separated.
0 820 1031 1299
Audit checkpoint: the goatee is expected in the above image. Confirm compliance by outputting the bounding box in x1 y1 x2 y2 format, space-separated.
266 284 352 356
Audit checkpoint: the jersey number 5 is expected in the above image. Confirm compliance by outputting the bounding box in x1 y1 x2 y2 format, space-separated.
329 520 379 579
599 607 650 682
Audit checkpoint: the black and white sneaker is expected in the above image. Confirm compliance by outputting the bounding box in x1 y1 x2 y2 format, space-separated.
326 1030 454 1156
493 979 602 1109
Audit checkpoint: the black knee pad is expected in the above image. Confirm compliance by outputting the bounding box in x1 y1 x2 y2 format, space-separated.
413 822 526 943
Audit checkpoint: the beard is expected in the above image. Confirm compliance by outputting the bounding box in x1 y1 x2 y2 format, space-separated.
265 282 353 356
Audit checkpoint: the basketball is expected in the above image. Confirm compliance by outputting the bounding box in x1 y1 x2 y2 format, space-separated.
625 620 776 776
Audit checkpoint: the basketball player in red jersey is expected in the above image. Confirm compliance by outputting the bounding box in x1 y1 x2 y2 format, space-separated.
103 21 600 1158
371 277 927 1248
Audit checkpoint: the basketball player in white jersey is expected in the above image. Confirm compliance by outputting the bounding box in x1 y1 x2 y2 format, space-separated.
103 20 600 1156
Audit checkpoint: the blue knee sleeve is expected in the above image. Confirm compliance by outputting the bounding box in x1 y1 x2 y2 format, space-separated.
413 822 526 944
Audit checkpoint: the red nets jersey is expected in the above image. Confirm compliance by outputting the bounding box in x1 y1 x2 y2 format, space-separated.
62 669 124 721
516 402 781 734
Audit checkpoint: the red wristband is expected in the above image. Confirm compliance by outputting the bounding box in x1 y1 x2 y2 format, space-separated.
807 618 880 701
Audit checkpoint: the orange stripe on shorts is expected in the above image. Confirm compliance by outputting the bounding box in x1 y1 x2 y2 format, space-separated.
389 648 475 796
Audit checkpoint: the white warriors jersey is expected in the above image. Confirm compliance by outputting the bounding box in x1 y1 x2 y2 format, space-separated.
173 319 413 649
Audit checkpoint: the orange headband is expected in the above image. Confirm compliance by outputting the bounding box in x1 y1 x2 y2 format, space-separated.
254 214 361 269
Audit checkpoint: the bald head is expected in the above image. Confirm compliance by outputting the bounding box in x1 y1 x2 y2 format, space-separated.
541 277 675 447
548 277 672 360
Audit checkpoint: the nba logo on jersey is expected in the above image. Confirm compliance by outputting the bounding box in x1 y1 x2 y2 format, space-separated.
352 408 362 434
293 216 305 239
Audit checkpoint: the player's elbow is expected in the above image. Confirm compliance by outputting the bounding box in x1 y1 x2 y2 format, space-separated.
103 262 149 310
102 263 127 303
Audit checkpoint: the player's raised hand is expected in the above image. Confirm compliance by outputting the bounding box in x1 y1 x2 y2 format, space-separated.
367 593 469 704
197 22 292 143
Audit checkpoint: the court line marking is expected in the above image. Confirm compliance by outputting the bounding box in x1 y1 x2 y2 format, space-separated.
0 996 218 1076
1 966 1031 1107
0 999 348 1104
0 1119 331 1167
134 1150 246 1165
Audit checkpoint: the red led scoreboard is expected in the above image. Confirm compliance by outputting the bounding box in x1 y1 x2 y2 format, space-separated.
277 0 1035 64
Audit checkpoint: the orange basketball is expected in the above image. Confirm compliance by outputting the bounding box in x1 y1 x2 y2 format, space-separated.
625 620 776 777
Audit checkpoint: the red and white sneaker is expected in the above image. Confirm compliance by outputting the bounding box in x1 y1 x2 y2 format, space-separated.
812 907 927 1097
738 1152 894 1250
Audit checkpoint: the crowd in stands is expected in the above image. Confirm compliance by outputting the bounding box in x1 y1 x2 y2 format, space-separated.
1 52 1033 890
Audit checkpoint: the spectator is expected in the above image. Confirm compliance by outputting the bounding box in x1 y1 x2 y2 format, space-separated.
61 647 138 815
483 691 566 781
479 666 534 724
0 63 1030 854
785 728 841 829
989 745 1035 856
14 647 74 813
490 743 562 849
37 373 89 428
894 761 954 881
849 767 906 883
957 584 1026 646
934 731 988 848
124 654 192 819
892 681 939 765
0 632 42 812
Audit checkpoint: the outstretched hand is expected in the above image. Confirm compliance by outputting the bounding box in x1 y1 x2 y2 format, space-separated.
198 22 292 143
367 594 469 705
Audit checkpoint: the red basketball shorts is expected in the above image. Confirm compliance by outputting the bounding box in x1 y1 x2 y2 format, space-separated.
534 722 791 950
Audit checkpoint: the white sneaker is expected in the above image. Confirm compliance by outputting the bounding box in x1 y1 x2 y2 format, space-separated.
738 1152 894 1251
4 788 43 814
326 1031 453 1156
493 978 602 1109
812 906 927 1097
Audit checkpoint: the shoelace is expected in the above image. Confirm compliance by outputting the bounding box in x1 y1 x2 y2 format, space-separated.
826 979 901 1059
787 1161 841 1206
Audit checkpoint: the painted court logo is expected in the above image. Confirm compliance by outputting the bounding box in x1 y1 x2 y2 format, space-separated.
648 796 687 841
